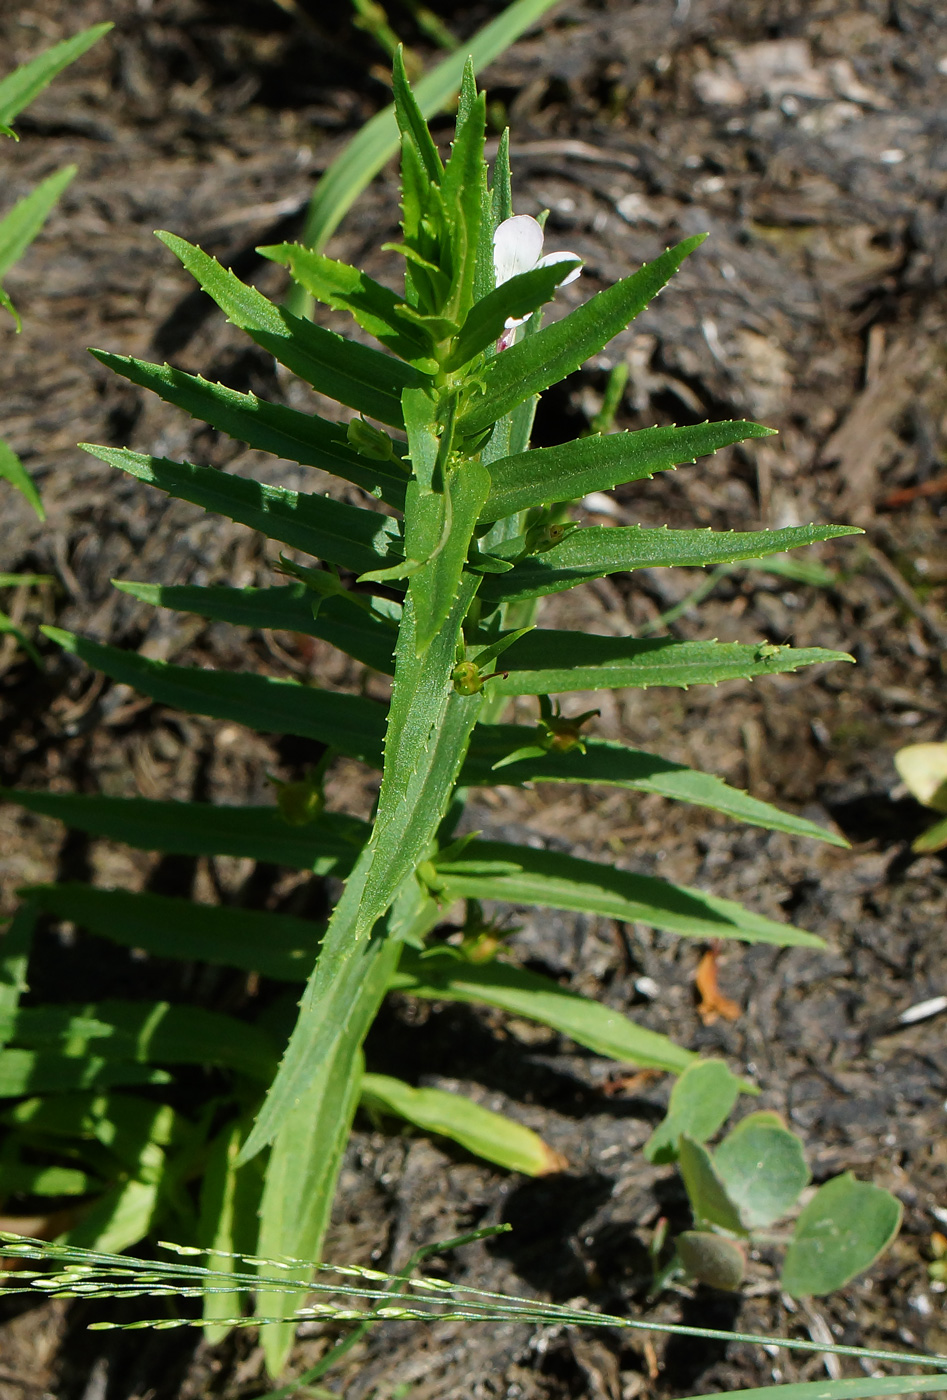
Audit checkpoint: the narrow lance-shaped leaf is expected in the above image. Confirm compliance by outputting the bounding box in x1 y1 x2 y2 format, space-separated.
258 243 438 370
240 584 482 1164
22 884 322 983
42 627 388 765
0 24 112 126
0 789 369 876
81 446 406 578
392 949 696 1073
480 420 774 521
490 632 853 696
0 438 44 519
430 839 823 947
113 580 398 677
154 232 423 428
460 235 707 437
361 1073 562 1176
462 728 848 846
0 165 76 284
0 1048 170 1097
480 523 863 604
90 352 409 509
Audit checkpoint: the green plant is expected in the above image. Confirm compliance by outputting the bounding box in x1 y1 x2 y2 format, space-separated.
0 24 111 519
642 1063 902 1296
0 52 867 1378
893 740 947 852
1 1230 945 1400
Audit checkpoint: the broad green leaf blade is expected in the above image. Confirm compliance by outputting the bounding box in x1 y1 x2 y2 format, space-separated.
42 627 388 764
198 1119 263 1344
431 839 823 947
0 1163 94 1196
10 1001 278 1081
113 580 397 677
676 1230 746 1290
460 236 707 438
914 813 947 853
361 1072 560 1175
154 232 421 427
462 728 848 846
644 1060 744 1164
446 258 582 372
81 446 405 578
242 590 482 1162
259 243 437 370
714 1115 810 1229
480 523 863 605
0 165 76 279
678 1135 745 1234
0 904 36 1049
490 633 853 696
0 437 44 519
90 352 409 509
295 0 562 257
781 1173 903 1297
392 948 695 1073
0 789 369 875
0 24 111 126
0 1048 170 1096
22 884 322 982
61 1179 161 1254
480 420 775 521
257 933 402 1375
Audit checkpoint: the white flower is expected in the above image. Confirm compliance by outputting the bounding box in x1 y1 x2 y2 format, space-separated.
492 214 582 347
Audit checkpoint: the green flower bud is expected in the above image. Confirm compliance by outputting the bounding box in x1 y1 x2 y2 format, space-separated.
346 416 395 461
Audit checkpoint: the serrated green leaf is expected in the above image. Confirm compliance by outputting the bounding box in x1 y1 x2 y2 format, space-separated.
21 884 322 982
80 446 405 578
446 258 582 372
0 24 111 126
154 231 421 427
42 627 388 764
361 1072 559 1175
410 460 490 654
391 949 695 1073
480 420 775 521
9 1001 278 1082
0 165 76 280
258 243 438 370
781 1173 902 1297
392 46 443 184
90 352 409 508
440 65 486 323
0 1048 170 1097
1 788 369 874
0 437 44 519
644 1059 744 1164
714 1116 810 1228
678 1135 745 1233
461 727 847 846
113 580 398 676
460 236 707 437
480 523 863 604
430 839 822 947
489 632 852 696
241 589 481 1163
294 0 561 260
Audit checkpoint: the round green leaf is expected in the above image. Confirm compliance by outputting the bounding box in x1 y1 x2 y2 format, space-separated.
714 1117 810 1229
677 1230 746 1290
781 1172 902 1297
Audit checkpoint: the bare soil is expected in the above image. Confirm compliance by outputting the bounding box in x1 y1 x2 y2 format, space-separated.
1 2 947 1398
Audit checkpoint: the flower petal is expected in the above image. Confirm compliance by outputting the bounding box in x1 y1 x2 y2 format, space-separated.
493 214 544 286
535 249 583 286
